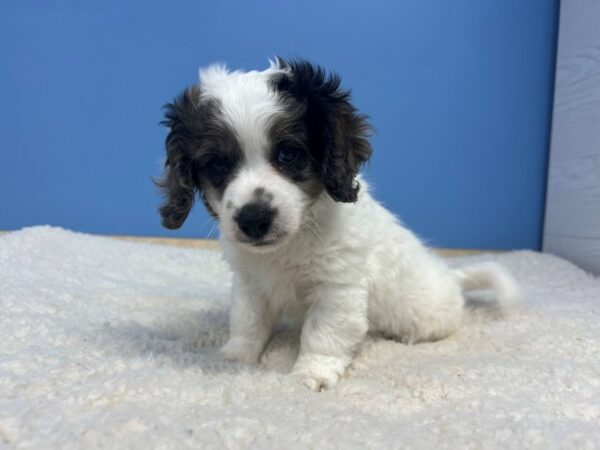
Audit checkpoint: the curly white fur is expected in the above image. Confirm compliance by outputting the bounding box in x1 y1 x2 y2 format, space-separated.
219 179 520 390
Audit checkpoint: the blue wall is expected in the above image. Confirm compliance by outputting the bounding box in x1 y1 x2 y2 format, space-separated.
0 0 558 249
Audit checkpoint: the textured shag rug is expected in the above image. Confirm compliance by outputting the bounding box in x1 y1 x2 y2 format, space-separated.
1 227 599 449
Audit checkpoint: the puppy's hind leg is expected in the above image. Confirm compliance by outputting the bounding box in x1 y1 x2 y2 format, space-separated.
369 279 465 345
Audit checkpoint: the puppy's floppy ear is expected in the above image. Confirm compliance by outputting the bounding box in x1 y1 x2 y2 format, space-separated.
156 87 202 229
274 59 373 202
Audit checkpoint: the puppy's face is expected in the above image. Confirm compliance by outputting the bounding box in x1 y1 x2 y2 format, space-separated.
157 59 372 253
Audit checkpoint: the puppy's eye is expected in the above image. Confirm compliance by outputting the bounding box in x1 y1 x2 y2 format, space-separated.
276 147 300 165
208 157 229 173
205 156 231 185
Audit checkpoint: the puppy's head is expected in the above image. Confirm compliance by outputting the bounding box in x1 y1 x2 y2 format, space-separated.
156 59 372 252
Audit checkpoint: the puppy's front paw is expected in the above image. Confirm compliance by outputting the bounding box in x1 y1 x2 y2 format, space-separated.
220 337 262 365
292 354 349 391
298 373 337 392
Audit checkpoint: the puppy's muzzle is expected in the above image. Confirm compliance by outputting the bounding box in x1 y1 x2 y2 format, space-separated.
235 202 276 241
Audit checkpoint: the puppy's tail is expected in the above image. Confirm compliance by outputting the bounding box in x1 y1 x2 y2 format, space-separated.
453 262 521 310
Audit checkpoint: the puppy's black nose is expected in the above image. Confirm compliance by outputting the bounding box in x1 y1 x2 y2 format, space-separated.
235 202 276 240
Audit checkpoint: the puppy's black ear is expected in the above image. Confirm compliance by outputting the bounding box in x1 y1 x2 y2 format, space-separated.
156 87 201 229
274 59 372 202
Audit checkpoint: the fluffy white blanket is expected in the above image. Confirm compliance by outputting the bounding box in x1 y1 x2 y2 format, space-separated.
1 227 599 449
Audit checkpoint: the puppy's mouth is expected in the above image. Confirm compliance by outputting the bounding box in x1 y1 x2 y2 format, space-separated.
251 237 282 247
236 231 289 251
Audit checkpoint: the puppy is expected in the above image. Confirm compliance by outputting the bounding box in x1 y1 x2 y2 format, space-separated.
157 59 520 390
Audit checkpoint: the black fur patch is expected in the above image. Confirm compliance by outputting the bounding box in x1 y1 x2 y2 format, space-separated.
156 86 241 228
267 107 323 199
270 58 373 202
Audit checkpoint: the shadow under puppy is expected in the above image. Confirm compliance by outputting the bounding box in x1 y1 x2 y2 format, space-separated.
157 58 520 391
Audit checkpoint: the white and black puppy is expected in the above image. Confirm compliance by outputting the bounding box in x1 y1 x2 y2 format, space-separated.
157 59 520 391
